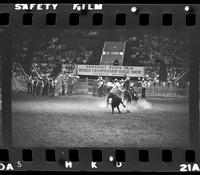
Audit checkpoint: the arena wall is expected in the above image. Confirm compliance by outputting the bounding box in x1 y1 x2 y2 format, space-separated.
11 77 189 98
73 79 189 97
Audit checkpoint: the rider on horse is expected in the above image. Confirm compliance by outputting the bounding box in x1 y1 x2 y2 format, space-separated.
123 77 130 89
107 79 125 104
123 76 139 103
123 77 132 103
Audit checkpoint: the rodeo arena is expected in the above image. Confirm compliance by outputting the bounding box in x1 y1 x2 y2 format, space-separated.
11 31 190 147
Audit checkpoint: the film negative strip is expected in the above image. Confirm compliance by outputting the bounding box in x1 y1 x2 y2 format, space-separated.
0 3 199 172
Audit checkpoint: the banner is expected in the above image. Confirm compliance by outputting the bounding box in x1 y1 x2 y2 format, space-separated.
77 65 145 77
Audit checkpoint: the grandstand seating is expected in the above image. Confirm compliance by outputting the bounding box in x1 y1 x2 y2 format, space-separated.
11 30 190 96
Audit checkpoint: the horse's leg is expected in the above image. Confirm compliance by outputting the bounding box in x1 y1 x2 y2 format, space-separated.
106 96 109 107
122 92 125 103
112 107 114 114
118 95 126 108
117 106 121 114
120 101 126 108
129 95 131 104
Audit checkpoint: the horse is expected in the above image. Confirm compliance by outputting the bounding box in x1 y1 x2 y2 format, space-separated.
123 87 139 104
105 82 130 113
123 89 132 104
107 93 126 114
130 87 139 102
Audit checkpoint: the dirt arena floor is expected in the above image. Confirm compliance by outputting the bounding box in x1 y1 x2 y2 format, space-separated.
12 94 189 147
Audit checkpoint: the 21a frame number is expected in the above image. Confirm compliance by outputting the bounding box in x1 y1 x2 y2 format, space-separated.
180 164 200 172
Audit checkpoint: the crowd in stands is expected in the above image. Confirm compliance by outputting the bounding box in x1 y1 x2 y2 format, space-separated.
34 37 94 65
12 30 189 84
123 34 189 82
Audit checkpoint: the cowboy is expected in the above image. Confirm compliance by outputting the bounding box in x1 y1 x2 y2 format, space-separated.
67 75 74 95
61 80 65 96
43 77 49 96
103 77 108 96
48 78 55 97
113 59 119 66
27 75 32 93
107 79 125 102
113 79 121 88
123 77 130 90
52 79 56 97
123 77 133 103
36 78 44 96
107 79 127 113
97 77 104 97
47 79 51 96
32 78 37 96
141 78 147 98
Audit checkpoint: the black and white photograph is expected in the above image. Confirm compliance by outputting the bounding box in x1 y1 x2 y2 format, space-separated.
11 29 190 147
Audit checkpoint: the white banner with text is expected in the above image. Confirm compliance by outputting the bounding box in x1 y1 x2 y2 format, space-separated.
77 65 145 77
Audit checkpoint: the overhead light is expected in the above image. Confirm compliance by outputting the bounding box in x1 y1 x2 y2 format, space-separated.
184 5 190 12
131 6 138 13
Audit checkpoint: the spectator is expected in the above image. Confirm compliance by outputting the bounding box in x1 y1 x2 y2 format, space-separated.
32 78 37 96
97 77 104 97
153 77 157 87
43 78 49 96
36 78 44 96
27 75 32 93
48 78 55 97
141 79 147 98
114 59 119 66
67 76 74 95
61 80 65 96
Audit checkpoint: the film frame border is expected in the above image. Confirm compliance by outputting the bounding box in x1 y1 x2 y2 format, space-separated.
0 3 199 172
